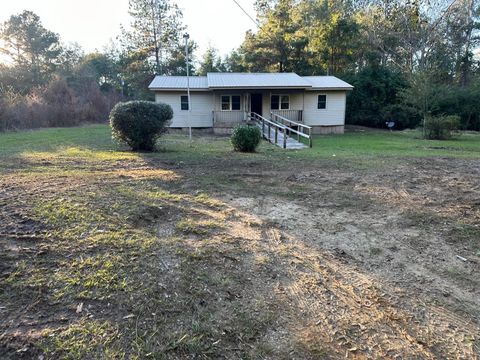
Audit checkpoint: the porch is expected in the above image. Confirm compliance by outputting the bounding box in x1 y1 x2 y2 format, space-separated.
211 90 305 130
212 110 303 130
271 109 303 122
212 110 247 129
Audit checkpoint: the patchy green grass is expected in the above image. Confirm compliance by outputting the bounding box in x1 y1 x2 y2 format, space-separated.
175 218 224 235
1 124 479 359
39 320 123 360
1 124 479 162
52 254 130 300
448 223 480 255
301 130 480 159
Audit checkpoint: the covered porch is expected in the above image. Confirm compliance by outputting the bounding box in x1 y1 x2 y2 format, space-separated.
212 90 304 130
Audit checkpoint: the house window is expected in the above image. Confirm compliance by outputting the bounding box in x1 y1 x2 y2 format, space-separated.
271 95 290 110
221 96 230 110
221 95 241 111
271 95 279 110
181 95 189 110
318 95 327 109
232 95 241 110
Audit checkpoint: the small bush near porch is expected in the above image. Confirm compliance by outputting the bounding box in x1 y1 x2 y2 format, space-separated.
230 125 262 152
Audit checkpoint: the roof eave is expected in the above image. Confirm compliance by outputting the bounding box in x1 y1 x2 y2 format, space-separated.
149 87 210 91
208 86 312 90
307 87 354 91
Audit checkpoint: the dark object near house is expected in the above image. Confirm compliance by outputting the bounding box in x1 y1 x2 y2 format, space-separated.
110 101 173 151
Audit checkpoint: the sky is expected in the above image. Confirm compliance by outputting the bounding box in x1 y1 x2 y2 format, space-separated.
0 0 257 57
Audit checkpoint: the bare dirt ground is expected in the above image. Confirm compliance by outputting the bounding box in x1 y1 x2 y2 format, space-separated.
186 156 480 358
1 147 479 358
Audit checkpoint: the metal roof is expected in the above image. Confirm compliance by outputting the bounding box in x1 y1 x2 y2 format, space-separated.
148 73 353 91
303 76 354 90
207 72 312 89
148 76 208 90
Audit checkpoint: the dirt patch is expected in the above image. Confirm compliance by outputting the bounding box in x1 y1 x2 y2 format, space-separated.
221 157 480 349
225 157 480 313
1 152 479 358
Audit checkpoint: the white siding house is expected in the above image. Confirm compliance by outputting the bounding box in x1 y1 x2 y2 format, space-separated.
149 73 353 134
154 92 213 128
303 92 347 128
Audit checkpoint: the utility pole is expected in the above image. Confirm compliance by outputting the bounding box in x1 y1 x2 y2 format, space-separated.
183 33 192 141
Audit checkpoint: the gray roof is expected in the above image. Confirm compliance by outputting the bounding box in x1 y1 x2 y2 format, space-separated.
148 73 353 91
149 76 208 90
304 76 354 90
207 72 312 89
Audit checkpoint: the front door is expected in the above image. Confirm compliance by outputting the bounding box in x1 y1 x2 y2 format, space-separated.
250 93 262 116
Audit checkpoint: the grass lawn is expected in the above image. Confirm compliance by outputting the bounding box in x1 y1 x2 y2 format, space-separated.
1 124 480 159
1 125 479 359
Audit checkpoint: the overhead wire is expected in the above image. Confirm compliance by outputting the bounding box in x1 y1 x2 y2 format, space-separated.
231 0 260 28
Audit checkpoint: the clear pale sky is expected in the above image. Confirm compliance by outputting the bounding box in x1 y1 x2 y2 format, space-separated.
0 0 256 57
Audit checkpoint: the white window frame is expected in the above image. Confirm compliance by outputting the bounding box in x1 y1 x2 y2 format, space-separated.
317 94 327 110
271 94 290 110
220 95 242 111
180 95 189 111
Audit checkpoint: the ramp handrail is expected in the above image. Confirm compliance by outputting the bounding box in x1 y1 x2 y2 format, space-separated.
271 112 313 148
249 112 288 148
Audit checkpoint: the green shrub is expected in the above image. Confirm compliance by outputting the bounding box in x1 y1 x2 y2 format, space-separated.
109 101 173 151
423 115 460 140
382 104 421 130
231 125 262 152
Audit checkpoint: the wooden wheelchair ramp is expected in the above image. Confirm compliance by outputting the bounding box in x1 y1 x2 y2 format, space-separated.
249 112 312 150
259 123 308 149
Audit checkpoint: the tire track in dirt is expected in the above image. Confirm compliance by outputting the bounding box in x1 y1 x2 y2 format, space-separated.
265 226 478 358
227 194 479 359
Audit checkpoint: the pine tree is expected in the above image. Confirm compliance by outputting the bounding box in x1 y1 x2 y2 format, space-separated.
0 10 62 86
122 0 186 74
197 47 226 75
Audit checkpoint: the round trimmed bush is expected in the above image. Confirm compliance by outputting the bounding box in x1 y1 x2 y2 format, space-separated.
231 125 262 152
110 101 173 151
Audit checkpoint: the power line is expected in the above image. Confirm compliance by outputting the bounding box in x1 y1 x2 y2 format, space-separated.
231 0 260 28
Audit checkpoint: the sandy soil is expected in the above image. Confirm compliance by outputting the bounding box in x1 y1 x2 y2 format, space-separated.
215 157 480 358
1 153 479 358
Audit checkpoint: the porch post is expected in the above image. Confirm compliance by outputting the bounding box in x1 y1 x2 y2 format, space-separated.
302 91 305 111
212 91 215 127
244 93 248 121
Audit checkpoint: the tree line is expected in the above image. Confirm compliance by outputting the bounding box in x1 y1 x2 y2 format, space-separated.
0 0 192 131
1 0 479 131
202 0 480 130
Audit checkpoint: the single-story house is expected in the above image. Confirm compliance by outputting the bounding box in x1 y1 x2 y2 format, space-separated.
148 72 353 134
